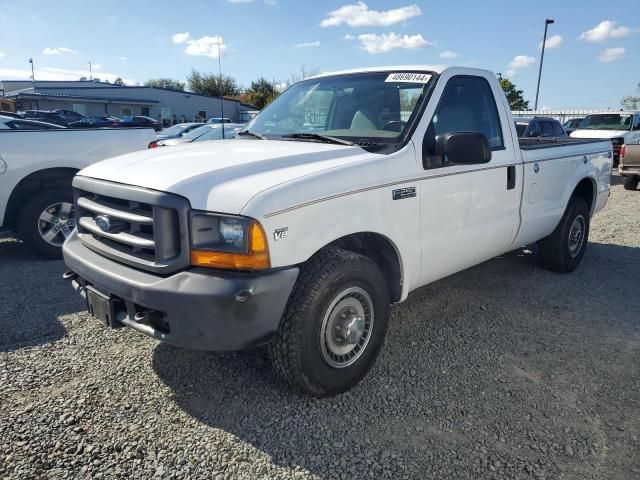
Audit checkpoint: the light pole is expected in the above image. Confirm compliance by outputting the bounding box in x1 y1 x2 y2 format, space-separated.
89 61 93 80
534 18 554 111
217 35 225 139
29 58 36 93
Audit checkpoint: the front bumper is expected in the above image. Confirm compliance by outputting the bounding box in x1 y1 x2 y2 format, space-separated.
63 231 299 351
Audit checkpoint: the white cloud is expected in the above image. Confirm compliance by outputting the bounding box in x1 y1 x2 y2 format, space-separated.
119 56 127 61
504 55 535 77
598 47 625 63
295 40 320 48
509 55 535 70
0 66 135 84
579 20 633 42
172 32 227 58
357 33 431 54
343 34 356 40
184 36 227 58
265 0 277 4
439 50 459 59
321 1 421 27
0 52 5 59
172 32 190 44
43 47 76 55
92 63 102 70
275 82 287 92
540 34 563 49
228 0 253 2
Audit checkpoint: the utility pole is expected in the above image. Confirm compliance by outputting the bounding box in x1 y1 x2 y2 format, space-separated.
29 58 36 93
217 35 225 139
534 18 554 111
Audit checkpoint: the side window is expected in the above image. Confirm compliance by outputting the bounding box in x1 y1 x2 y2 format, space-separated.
633 115 640 131
423 75 504 168
552 121 565 136
541 121 554 137
527 121 541 137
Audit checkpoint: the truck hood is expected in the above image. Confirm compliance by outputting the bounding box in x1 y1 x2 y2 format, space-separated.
570 129 628 139
78 139 372 213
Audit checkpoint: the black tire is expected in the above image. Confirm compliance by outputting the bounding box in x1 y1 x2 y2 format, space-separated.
16 188 75 259
269 247 390 397
539 196 590 273
623 176 638 191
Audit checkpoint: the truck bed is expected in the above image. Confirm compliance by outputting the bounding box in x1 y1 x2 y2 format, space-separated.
519 137 606 150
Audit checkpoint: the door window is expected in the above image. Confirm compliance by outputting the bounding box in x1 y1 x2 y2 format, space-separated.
423 75 503 169
552 121 564 136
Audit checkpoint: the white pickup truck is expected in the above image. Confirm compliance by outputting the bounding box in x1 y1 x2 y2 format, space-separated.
62 66 612 396
0 123 156 257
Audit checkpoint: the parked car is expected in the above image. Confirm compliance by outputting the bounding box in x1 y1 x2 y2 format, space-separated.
156 122 203 140
619 142 640 191
571 111 640 166
68 116 121 128
22 110 70 126
562 117 584 135
120 115 162 131
0 126 156 257
62 65 611 396
52 109 85 123
157 123 243 146
0 114 66 130
514 116 568 138
207 117 232 124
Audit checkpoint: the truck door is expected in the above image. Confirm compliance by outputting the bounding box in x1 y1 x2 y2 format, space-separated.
415 73 522 285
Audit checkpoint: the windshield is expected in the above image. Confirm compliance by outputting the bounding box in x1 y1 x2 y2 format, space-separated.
243 71 433 144
161 124 189 136
182 125 212 141
580 114 632 131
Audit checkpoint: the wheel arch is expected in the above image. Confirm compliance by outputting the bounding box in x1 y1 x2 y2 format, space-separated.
5 167 78 228
310 231 404 303
570 176 597 216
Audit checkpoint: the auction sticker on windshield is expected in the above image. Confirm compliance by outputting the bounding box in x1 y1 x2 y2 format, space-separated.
385 73 432 83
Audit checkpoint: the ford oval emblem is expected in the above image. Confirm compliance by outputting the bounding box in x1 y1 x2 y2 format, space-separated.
95 215 112 232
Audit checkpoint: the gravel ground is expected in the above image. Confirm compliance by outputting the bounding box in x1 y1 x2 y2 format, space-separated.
1 176 639 480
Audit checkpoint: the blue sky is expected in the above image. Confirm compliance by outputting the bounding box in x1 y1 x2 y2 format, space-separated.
0 0 638 109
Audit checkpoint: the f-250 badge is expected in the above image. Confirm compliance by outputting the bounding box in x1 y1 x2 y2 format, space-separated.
392 187 416 200
274 227 288 241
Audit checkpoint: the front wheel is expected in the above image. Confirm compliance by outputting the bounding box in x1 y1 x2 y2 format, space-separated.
16 188 75 259
269 248 390 397
539 196 590 273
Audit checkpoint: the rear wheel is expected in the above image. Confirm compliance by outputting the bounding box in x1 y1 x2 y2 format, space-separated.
623 176 638 191
16 188 75 259
539 196 590 273
269 248 390 397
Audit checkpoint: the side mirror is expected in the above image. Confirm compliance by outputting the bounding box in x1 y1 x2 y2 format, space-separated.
432 132 491 165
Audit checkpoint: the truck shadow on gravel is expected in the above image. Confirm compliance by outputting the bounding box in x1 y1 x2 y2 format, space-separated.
0 234 82 352
152 242 640 478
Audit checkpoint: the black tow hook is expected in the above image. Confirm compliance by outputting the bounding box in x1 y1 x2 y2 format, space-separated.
134 310 160 323
62 270 78 281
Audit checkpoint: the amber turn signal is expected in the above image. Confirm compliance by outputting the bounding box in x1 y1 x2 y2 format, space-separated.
191 220 270 270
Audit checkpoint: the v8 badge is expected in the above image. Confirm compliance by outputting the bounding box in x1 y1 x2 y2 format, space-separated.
273 227 288 241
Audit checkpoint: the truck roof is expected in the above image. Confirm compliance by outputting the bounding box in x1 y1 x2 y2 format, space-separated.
308 64 488 80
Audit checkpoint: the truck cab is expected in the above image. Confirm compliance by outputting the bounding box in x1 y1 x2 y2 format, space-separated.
571 111 640 165
63 66 611 396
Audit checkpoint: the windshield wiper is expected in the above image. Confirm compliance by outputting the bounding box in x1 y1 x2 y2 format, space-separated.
281 132 354 146
236 130 267 140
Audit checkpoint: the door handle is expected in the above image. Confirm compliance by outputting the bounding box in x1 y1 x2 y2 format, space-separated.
507 165 516 190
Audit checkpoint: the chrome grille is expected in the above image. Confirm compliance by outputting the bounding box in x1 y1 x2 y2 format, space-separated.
73 176 190 274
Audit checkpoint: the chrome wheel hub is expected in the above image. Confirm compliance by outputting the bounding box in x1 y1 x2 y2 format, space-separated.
38 202 76 247
320 286 374 368
568 214 585 258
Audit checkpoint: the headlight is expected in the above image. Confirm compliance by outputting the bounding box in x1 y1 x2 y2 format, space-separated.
610 138 624 145
190 212 270 270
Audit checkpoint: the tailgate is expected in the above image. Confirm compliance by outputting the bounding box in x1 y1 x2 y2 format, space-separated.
622 144 640 166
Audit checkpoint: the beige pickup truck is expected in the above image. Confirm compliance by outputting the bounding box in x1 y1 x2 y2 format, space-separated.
620 143 640 190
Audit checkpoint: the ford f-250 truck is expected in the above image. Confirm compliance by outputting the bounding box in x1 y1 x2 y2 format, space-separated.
62 66 612 396
0 123 156 257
